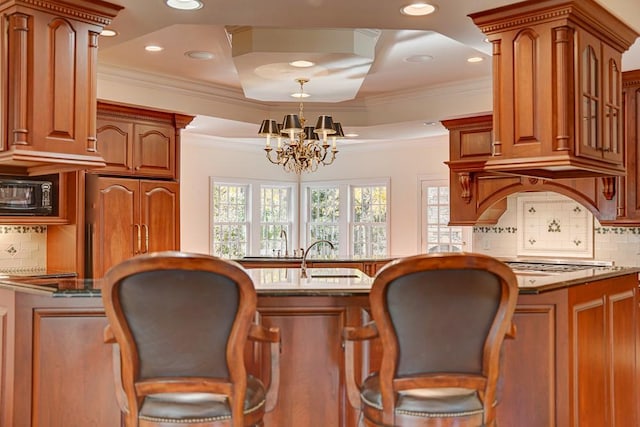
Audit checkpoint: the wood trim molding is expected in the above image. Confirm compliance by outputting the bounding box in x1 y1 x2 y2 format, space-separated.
4 0 123 25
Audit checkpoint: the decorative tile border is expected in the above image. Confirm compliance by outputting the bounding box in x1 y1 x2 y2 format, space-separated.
594 227 640 234
473 226 518 234
0 225 46 234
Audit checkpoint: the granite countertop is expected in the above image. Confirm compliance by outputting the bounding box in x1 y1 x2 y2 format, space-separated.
514 265 640 294
247 268 373 296
235 256 396 263
0 265 638 297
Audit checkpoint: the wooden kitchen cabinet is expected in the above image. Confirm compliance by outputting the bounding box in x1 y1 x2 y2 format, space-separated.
0 288 121 427
605 70 640 225
0 0 122 175
499 274 638 427
247 295 370 427
96 101 194 179
86 175 179 279
466 0 637 179
443 114 618 225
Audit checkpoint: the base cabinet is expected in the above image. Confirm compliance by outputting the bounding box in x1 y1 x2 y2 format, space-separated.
0 289 121 427
0 273 635 427
499 275 637 427
248 296 369 427
86 175 179 278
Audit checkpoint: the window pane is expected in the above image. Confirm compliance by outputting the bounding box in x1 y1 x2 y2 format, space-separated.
261 186 292 256
351 185 388 257
212 183 249 258
308 186 340 253
423 185 465 254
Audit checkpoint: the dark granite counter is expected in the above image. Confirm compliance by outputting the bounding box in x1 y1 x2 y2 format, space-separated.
0 265 638 297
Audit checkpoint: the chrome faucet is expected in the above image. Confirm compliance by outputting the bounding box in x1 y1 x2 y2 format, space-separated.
300 239 335 278
280 228 288 257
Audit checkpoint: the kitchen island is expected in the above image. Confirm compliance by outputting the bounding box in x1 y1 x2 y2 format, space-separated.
0 264 637 427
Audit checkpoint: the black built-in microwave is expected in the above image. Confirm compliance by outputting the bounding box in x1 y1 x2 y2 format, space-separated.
0 178 53 215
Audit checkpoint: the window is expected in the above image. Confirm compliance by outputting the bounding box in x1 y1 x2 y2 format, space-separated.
211 182 249 258
211 179 295 258
307 186 340 253
352 185 388 257
421 180 470 253
303 179 389 258
260 185 293 256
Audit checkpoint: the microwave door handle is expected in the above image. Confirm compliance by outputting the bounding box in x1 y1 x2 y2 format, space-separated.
134 224 141 254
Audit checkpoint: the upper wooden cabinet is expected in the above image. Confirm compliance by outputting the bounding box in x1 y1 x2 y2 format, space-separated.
96 101 194 179
443 115 617 225
0 0 122 176
603 70 640 225
466 0 638 179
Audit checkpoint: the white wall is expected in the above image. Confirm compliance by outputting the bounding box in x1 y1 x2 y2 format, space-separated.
180 133 450 256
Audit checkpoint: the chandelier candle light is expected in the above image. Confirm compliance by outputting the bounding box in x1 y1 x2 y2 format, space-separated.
259 78 344 174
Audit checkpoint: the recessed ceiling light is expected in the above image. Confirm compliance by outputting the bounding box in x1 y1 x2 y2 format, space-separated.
467 56 484 63
165 0 203 10
345 133 359 138
291 92 311 99
185 50 214 60
100 29 117 37
400 2 437 16
404 54 433 63
289 60 315 68
145 45 164 52
424 121 437 126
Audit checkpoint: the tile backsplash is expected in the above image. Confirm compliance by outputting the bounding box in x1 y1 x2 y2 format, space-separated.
0 226 46 272
473 192 640 267
515 194 593 258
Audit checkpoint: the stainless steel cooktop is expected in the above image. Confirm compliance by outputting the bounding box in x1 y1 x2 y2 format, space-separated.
504 260 613 273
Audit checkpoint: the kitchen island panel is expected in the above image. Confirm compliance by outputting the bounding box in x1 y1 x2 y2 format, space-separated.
498 292 570 427
0 290 121 427
32 308 121 427
569 275 638 427
253 296 368 427
0 268 637 426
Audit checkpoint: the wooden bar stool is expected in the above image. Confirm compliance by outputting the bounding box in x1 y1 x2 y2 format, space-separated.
102 251 280 427
344 253 518 427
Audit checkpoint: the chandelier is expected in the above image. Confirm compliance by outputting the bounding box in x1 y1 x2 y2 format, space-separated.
258 78 344 174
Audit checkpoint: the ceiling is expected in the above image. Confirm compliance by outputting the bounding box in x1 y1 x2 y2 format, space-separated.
98 0 640 144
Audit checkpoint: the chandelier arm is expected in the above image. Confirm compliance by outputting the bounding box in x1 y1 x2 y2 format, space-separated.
265 148 282 165
321 149 338 166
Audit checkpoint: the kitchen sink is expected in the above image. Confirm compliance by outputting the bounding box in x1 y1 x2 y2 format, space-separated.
310 274 359 279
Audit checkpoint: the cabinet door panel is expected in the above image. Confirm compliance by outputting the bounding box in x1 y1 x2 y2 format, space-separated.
96 118 133 172
575 30 603 161
88 176 139 278
29 10 96 156
601 44 623 164
497 303 562 427
140 180 179 253
31 309 121 427
257 306 348 427
134 124 175 177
